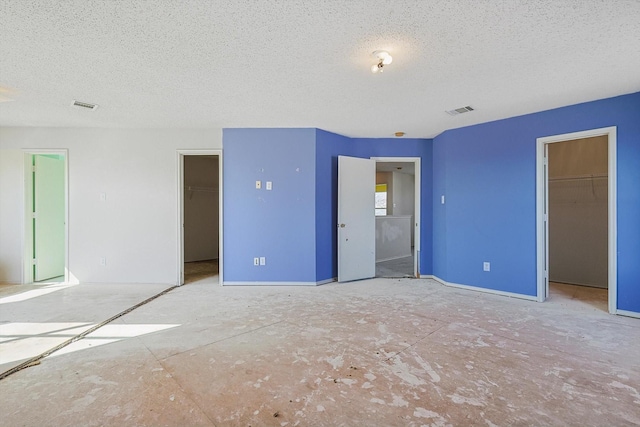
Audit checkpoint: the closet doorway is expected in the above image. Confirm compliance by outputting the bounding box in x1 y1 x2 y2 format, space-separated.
177 151 222 285
536 127 617 313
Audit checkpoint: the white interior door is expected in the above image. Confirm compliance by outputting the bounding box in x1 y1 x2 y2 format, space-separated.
338 155 375 282
34 155 65 281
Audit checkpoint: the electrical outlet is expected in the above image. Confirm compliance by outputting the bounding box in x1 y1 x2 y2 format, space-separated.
100 257 106 266
255 180 262 189
483 262 490 272
260 257 266 266
253 257 260 266
266 181 272 190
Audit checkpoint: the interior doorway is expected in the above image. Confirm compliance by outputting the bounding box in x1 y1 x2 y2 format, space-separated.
23 150 68 284
536 127 617 313
373 157 421 278
177 150 222 285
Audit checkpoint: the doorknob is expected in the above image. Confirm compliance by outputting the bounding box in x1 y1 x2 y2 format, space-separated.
339 224 346 228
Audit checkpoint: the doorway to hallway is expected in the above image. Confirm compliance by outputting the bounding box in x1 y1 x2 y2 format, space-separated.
374 160 417 278
336 155 421 283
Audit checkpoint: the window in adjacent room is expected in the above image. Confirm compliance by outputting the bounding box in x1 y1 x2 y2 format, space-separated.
375 183 387 216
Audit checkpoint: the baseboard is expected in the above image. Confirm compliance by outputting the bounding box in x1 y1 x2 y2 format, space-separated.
616 309 640 319
222 281 321 286
429 275 538 302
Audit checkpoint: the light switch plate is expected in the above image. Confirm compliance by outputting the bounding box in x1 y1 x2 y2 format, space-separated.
255 181 261 189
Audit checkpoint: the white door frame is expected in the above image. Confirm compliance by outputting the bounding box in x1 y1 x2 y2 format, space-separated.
536 127 617 313
22 149 69 284
371 157 422 277
176 149 223 286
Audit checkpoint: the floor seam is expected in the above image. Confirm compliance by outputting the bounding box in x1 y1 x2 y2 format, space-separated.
382 323 449 362
133 335 218 427
159 320 286 362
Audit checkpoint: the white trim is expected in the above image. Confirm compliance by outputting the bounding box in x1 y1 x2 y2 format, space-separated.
536 126 618 313
371 156 421 277
222 281 322 286
22 149 69 285
176 149 223 286
616 309 640 320
431 275 539 301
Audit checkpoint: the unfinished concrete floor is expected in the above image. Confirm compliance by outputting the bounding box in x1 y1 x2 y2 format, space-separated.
1 278 639 426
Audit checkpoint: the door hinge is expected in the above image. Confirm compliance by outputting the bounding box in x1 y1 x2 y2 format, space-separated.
32 166 36 172
543 157 548 166
32 212 37 219
32 258 36 265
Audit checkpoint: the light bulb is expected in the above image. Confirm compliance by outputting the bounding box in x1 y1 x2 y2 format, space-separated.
382 55 393 65
371 64 380 73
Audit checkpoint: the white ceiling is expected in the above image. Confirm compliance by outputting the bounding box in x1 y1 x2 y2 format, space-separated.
1 0 639 138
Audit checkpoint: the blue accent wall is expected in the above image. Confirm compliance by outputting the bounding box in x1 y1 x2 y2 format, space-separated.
223 91 638 315
433 91 640 312
225 128 433 284
432 137 448 280
223 128 317 283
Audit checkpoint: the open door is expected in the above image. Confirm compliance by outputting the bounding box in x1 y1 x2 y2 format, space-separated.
338 155 375 282
33 154 65 281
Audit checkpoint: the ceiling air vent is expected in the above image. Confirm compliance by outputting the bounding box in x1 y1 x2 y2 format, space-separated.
71 100 98 110
446 105 474 116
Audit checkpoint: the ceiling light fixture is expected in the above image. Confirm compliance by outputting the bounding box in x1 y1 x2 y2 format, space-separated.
371 50 393 73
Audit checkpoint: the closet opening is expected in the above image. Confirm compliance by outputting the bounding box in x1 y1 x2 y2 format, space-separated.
536 127 617 313
177 151 222 285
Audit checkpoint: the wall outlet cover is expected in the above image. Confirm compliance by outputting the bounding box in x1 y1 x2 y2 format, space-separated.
483 262 490 271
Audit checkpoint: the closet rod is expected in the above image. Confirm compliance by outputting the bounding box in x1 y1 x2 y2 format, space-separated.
548 173 607 182
184 185 218 193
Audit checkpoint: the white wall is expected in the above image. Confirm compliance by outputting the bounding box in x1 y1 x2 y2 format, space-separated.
0 127 222 284
391 171 414 216
375 216 412 262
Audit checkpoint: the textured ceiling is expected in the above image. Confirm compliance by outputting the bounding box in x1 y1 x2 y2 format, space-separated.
1 0 639 138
